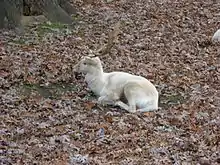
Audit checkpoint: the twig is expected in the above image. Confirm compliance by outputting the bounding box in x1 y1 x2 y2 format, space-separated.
97 21 121 55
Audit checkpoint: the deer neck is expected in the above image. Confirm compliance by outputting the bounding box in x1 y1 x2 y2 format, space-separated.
85 69 105 96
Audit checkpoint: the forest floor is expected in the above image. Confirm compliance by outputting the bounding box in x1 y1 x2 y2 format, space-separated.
1 0 220 164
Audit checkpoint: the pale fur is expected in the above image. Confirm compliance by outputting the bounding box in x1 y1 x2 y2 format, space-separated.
212 29 220 42
74 56 159 113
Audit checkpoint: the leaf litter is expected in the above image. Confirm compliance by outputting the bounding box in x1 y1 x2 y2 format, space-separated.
1 0 220 164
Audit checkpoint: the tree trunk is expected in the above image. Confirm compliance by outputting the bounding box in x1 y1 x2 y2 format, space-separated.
24 0 75 25
58 0 77 15
0 0 23 29
0 1 6 28
40 0 74 24
0 0 76 30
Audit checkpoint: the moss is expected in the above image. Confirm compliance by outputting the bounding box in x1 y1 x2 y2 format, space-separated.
36 22 70 37
10 38 26 45
41 22 67 29
20 83 78 99
71 14 81 21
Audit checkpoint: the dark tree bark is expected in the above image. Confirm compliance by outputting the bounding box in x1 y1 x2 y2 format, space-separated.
5 0 23 28
39 0 74 24
24 0 76 25
0 1 6 28
0 0 23 29
58 0 77 15
0 0 76 30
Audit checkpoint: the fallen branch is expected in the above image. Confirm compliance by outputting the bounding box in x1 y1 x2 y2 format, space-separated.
97 21 121 55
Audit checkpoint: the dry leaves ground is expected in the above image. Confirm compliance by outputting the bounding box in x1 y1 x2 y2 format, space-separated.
1 0 220 164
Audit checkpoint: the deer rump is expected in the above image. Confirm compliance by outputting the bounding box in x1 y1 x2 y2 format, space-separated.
98 72 158 113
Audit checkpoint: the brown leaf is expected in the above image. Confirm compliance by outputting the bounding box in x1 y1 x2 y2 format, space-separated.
84 101 96 110
143 112 155 117
26 75 37 84
52 153 69 165
104 115 113 123
0 70 10 78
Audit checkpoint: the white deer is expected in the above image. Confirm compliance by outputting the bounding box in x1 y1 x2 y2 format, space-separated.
74 56 159 113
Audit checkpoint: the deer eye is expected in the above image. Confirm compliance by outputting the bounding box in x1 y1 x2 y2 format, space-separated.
83 62 87 65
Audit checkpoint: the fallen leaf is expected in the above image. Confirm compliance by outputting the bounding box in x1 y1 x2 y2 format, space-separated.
84 101 96 110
